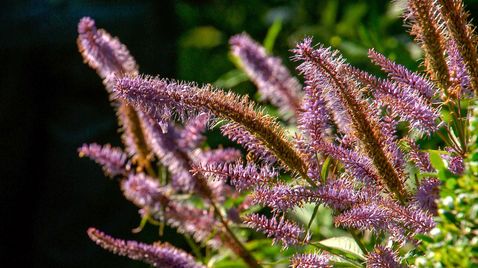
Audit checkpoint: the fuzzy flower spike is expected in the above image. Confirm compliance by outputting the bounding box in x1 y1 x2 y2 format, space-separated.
77 17 153 172
87 228 205 268
113 76 313 184
293 38 408 200
230 33 302 120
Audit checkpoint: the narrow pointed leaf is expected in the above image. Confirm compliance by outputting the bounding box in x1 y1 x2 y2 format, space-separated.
318 236 365 260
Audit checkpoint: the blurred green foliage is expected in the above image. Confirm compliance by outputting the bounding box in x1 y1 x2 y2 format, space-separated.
413 104 478 267
175 0 419 88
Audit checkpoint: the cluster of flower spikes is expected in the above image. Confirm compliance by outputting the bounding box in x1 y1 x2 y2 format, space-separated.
77 17 262 268
77 0 478 266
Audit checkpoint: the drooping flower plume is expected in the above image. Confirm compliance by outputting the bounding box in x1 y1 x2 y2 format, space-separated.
250 184 314 211
77 17 152 171
230 33 302 119
113 76 308 179
77 17 138 80
368 49 436 100
78 143 129 177
87 228 205 268
243 213 310 248
121 173 222 247
192 161 277 192
335 199 435 243
221 122 278 165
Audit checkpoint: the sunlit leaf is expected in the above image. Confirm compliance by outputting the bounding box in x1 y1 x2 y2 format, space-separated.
318 236 365 260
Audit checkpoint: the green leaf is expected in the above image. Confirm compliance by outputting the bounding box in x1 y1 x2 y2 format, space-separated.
321 156 332 183
437 169 448 182
263 19 282 53
415 234 434 243
214 69 248 88
306 204 320 234
318 236 365 261
212 260 245 268
429 151 445 171
446 178 457 189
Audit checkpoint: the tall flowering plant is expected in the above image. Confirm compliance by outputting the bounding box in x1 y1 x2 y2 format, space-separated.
77 0 476 267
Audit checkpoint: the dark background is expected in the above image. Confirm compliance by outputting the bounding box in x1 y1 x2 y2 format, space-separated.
2 0 478 267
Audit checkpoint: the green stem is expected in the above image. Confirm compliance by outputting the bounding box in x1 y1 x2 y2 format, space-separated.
184 234 204 263
209 198 262 268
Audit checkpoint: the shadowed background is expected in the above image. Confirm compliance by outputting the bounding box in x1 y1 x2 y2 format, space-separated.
1 0 478 267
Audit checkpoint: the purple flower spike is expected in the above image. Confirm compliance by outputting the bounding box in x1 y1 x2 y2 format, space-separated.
165 202 222 248
447 39 472 96
448 155 464 175
366 245 402 268
350 64 439 134
178 112 210 151
78 143 128 177
314 178 375 211
193 148 242 165
230 33 302 119
414 178 440 215
140 113 196 192
114 76 202 130
407 139 434 172
193 161 277 192
317 142 381 186
348 63 439 135
221 122 277 165
77 17 138 82
373 81 439 134
87 228 205 268
251 185 315 211
369 49 436 100
121 173 170 212
292 37 355 137
298 90 331 148
77 18 153 170
122 173 222 247
290 252 332 268
335 202 390 233
336 198 435 243
244 213 309 248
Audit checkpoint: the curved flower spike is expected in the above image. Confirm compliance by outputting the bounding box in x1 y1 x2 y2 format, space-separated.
87 228 205 268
